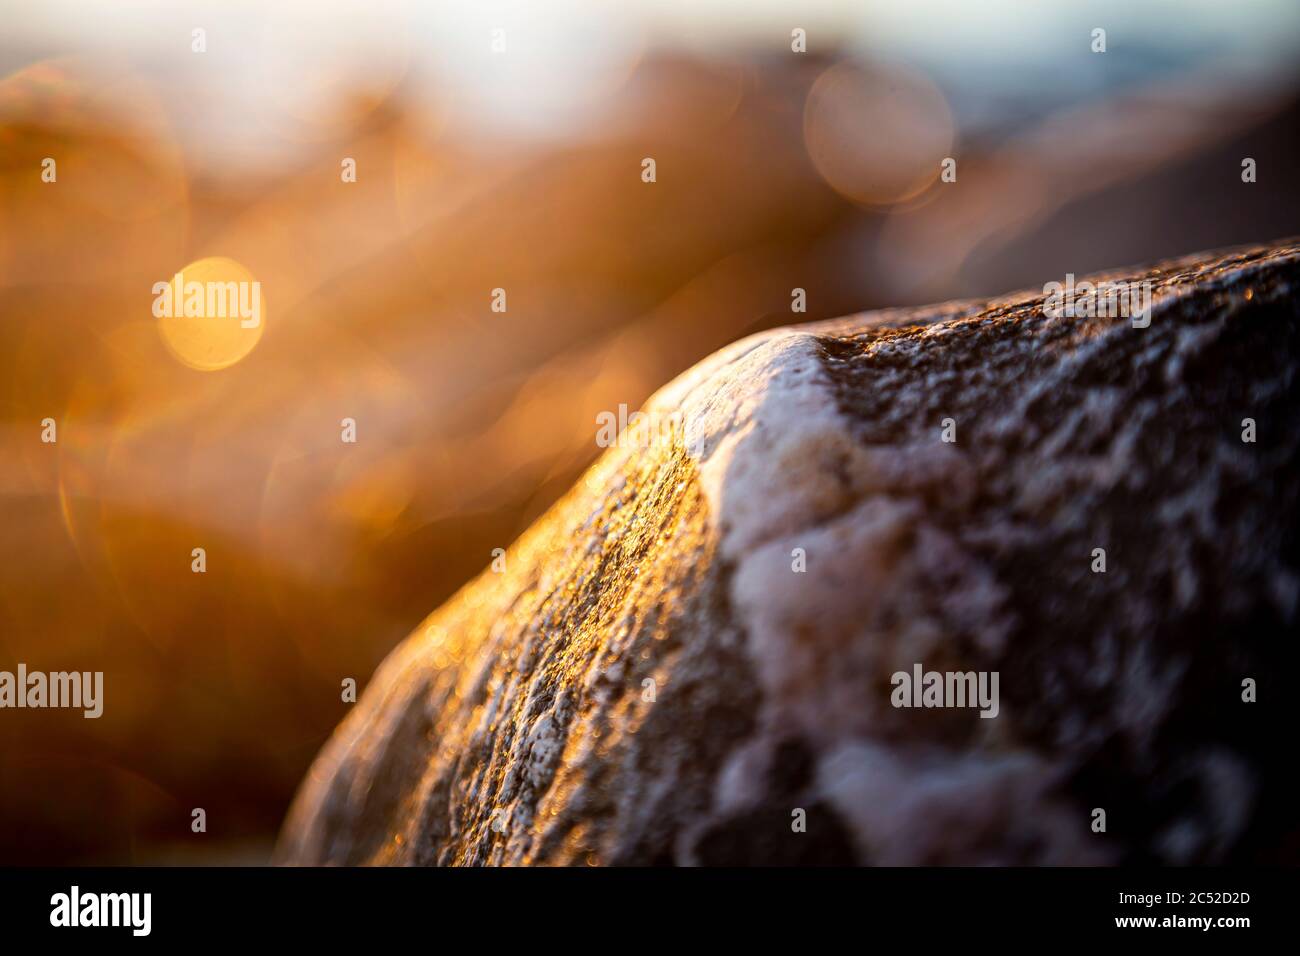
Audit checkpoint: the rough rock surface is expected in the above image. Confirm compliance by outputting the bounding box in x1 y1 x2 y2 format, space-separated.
279 239 1300 866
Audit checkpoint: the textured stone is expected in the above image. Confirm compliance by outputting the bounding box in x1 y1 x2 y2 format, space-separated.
278 239 1300 866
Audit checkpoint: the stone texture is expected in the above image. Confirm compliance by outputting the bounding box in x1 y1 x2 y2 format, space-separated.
278 238 1300 866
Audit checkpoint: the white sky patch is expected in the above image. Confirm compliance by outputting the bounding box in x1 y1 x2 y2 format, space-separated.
5 0 1298 169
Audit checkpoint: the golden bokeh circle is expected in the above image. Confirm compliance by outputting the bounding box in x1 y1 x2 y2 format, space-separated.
155 256 265 371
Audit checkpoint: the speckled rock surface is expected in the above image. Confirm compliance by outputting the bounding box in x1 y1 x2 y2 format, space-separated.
279 239 1300 866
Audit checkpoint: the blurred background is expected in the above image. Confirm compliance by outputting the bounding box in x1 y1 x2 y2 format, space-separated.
2 0 1299 864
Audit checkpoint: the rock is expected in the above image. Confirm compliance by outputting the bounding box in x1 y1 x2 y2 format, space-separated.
278 239 1300 866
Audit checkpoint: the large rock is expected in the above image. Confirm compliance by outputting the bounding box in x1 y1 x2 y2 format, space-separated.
278 239 1300 866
